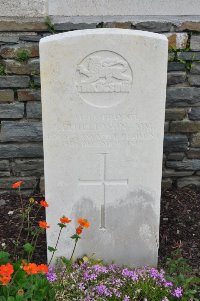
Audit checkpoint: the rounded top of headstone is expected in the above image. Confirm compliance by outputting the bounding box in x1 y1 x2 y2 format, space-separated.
40 28 168 44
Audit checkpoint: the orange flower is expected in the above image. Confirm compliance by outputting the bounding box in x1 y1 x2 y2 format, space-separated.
38 220 50 229
76 226 83 235
37 264 48 273
60 216 71 224
78 218 90 228
12 180 23 189
0 275 11 285
0 263 14 285
23 263 38 275
40 200 49 208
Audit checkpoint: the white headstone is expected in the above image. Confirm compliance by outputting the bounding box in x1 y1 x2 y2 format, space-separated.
40 29 168 266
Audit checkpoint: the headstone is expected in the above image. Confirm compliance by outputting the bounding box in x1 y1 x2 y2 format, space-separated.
40 29 168 266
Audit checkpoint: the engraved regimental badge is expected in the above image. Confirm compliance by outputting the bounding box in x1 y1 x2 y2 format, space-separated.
76 50 132 108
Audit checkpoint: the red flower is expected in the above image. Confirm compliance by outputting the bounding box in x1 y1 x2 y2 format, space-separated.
0 263 14 285
37 264 48 273
40 200 49 208
60 216 71 224
76 226 83 235
78 218 90 228
23 263 38 275
12 181 23 189
38 221 50 229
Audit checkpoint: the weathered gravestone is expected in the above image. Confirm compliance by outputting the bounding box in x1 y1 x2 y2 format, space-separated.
40 29 168 266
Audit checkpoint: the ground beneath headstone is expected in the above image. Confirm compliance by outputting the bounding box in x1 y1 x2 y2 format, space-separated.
0 188 199 275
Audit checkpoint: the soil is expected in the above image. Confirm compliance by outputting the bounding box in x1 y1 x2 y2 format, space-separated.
0 188 199 275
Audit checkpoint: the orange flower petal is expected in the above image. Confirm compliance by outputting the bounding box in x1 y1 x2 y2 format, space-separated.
12 180 23 189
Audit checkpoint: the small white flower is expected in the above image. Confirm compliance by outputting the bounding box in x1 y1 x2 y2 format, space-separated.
8 211 14 215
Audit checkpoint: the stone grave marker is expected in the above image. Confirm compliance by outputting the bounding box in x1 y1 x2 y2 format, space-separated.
40 29 168 266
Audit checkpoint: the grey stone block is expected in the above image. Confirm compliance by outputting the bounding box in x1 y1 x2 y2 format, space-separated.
0 121 43 142
135 21 172 32
177 52 200 61
188 107 200 120
0 177 37 189
168 152 185 160
32 76 40 87
17 89 41 101
0 160 10 173
168 62 185 72
177 176 200 188
191 133 200 147
190 35 200 51
167 71 186 86
166 159 200 170
0 103 24 119
0 143 43 158
164 134 188 152
26 102 42 119
0 90 14 103
40 176 45 194
5 59 40 75
19 35 42 42
54 22 96 31
188 75 200 86
166 87 200 107
12 159 44 176
164 122 169 133
170 121 200 133
190 62 200 74
165 108 186 121
162 168 193 177
0 76 30 88
187 148 200 159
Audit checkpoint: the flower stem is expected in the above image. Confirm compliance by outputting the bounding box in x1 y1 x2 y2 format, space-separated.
48 227 63 266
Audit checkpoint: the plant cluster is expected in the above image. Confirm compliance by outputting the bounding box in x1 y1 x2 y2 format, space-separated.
0 181 199 301
0 181 90 300
55 259 199 301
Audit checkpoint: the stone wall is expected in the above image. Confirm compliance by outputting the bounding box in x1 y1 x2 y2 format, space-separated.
0 19 200 194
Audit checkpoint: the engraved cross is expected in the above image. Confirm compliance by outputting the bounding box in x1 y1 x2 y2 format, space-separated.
78 153 128 229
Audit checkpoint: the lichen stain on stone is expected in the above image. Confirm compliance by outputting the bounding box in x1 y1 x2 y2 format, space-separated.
72 189 159 266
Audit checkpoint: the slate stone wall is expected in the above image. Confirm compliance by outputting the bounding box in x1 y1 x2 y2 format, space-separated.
0 19 200 194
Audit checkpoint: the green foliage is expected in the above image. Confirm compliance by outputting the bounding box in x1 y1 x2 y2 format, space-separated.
0 272 55 301
0 64 6 75
23 243 33 253
165 250 200 301
16 50 29 62
48 246 57 253
45 16 55 34
0 252 10 265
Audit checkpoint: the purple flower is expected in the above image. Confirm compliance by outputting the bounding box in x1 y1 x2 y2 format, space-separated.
123 295 130 301
95 284 112 297
79 283 86 291
172 287 183 298
46 270 57 282
162 297 169 301
122 268 138 281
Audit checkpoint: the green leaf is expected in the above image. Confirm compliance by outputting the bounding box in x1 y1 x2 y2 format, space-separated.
61 257 70 265
0 251 10 264
23 243 34 253
48 246 57 252
57 223 66 229
71 234 81 242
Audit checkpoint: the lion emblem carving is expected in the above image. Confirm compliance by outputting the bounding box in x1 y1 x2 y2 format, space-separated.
77 56 132 84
